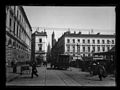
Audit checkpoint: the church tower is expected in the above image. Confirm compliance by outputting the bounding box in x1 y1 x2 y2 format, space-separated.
52 31 56 48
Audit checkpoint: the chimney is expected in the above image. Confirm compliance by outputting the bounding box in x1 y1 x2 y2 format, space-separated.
78 31 81 35
91 29 94 34
97 32 100 35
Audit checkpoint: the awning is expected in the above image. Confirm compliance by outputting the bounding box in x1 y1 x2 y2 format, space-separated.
93 51 115 55
35 51 46 54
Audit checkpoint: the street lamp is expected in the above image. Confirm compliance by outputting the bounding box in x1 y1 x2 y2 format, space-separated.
76 43 79 68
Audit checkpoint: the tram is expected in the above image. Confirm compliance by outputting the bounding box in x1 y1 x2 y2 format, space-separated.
51 54 71 70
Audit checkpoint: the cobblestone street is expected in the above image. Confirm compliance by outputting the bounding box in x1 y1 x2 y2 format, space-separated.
6 64 116 86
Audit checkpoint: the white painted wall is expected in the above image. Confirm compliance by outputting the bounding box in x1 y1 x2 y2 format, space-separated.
64 37 115 54
35 36 47 52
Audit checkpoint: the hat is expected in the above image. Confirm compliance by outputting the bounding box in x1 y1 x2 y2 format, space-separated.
93 63 96 65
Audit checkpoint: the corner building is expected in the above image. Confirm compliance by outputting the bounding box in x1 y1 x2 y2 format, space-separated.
51 31 115 59
6 6 32 66
32 30 48 63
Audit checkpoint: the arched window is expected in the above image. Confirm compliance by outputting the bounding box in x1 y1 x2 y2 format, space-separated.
83 39 85 43
97 40 100 44
73 39 75 43
112 40 114 44
78 39 80 43
107 40 110 44
102 40 104 44
67 39 70 43
88 39 90 43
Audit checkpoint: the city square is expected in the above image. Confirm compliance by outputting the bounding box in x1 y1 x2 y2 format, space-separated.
6 6 116 86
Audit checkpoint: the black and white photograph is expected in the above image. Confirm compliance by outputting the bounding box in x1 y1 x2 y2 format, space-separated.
5 6 116 86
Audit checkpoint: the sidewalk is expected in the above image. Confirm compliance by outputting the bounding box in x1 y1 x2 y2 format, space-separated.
6 66 21 82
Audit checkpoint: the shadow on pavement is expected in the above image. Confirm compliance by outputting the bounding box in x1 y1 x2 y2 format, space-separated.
17 76 32 80
46 67 54 70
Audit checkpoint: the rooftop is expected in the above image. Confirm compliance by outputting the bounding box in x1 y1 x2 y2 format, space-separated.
64 31 115 38
33 30 47 36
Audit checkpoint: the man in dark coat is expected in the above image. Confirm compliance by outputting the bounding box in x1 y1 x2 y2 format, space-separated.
31 62 39 78
97 62 107 81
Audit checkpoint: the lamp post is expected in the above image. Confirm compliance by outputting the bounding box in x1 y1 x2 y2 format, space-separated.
76 43 79 68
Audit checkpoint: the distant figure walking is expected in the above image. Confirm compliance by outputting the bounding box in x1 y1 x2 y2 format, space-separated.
43 61 47 67
43 56 47 67
11 60 17 73
97 62 107 81
89 61 107 81
31 62 39 78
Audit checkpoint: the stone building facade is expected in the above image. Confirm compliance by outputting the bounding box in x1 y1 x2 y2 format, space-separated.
6 6 32 66
31 30 47 63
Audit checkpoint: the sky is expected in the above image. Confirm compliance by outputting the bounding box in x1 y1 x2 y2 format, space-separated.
23 6 115 47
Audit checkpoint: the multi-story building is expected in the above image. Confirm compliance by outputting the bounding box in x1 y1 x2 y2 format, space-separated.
6 6 32 66
51 31 115 60
31 30 47 63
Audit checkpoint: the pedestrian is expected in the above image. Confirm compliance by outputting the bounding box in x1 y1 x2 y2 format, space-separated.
12 60 17 73
91 62 97 75
97 62 107 78
31 62 39 78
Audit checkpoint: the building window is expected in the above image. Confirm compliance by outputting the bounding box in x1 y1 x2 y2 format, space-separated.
78 39 80 43
93 40 95 44
97 40 100 44
38 44 42 51
77 45 80 53
88 46 90 52
83 39 85 43
39 47 42 51
20 15 21 21
93 46 95 52
107 46 110 51
39 38 42 43
17 25 19 37
73 46 75 53
88 54 90 57
73 39 75 43
98 46 100 52
112 40 114 44
9 18 12 30
13 21 15 35
107 40 110 44
67 39 70 43
67 45 70 52
17 10 19 18
102 40 104 44
88 39 90 44
102 47 105 52
83 47 85 52
83 54 85 57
